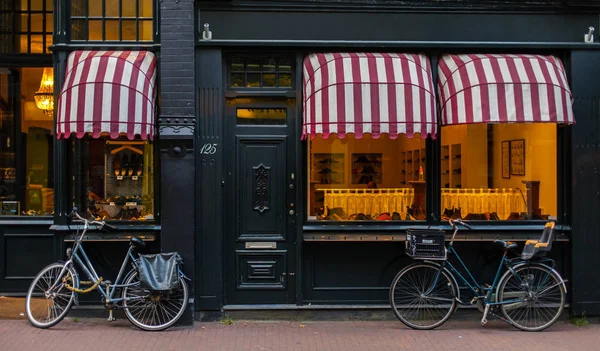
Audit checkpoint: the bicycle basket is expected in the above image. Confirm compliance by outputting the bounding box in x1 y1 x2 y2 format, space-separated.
405 228 446 260
138 252 181 291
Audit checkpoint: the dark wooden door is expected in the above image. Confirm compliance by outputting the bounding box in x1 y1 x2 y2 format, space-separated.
225 97 297 305
571 51 600 315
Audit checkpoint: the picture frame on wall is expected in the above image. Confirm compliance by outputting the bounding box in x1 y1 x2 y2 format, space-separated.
510 139 526 176
352 153 383 185
313 153 345 184
501 141 511 179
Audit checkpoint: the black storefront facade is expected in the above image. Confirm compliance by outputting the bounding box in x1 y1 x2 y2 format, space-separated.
3 0 600 323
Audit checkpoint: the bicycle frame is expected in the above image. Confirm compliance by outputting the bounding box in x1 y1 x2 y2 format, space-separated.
47 217 141 306
425 222 561 308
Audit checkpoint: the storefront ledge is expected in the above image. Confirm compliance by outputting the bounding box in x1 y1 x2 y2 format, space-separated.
50 224 161 231
0 218 53 226
303 230 571 242
197 39 600 50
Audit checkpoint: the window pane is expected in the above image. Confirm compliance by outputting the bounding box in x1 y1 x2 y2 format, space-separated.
46 14 53 33
138 20 153 41
237 108 286 125
231 58 244 71
440 124 556 221
72 0 86 16
278 73 292 87
19 35 28 53
262 73 276 87
31 0 43 11
89 0 102 17
262 57 276 72
45 34 52 52
0 69 17 215
230 73 244 88
89 20 102 40
86 138 155 221
71 19 87 40
30 35 43 53
278 58 292 71
122 0 136 17
246 58 261 71
46 0 53 11
19 14 28 32
139 0 153 18
246 73 261 87
106 0 119 17
122 20 136 40
105 20 120 41
308 134 426 221
31 14 43 33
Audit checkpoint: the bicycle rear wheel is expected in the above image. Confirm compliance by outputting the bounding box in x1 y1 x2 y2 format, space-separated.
25 262 76 328
498 264 565 331
390 262 457 330
122 270 188 331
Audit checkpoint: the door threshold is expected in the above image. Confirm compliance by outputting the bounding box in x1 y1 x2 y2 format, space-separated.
223 304 390 310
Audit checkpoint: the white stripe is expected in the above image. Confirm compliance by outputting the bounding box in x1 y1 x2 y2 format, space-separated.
119 52 136 135
514 58 534 121
325 53 337 134
342 54 354 134
465 57 481 123
376 56 389 131
83 56 99 133
101 55 117 134
359 57 371 132
481 58 499 123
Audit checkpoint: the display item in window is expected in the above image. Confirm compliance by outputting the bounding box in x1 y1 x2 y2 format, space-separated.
112 155 121 176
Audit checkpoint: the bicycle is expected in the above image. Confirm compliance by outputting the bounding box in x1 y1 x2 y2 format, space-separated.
390 218 567 331
25 207 190 331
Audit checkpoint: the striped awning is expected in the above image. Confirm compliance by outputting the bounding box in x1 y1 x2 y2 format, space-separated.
57 51 157 140
438 54 574 125
302 53 437 140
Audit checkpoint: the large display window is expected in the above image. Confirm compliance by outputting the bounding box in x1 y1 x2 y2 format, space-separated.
440 123 556 221
77 136 155 221
0 67 54 216
308 134 427 221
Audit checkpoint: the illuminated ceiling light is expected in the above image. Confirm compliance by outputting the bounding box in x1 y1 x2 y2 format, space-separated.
34 67 54 114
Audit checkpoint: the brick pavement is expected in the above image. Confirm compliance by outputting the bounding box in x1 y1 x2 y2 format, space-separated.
1 317 599 351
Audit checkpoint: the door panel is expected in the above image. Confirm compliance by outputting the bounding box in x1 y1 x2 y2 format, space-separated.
236 251 287 290
225 97 297 305
236 137 287 240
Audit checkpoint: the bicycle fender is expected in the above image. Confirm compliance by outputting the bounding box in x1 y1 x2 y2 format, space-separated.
496 262 567 300
422 260 461 302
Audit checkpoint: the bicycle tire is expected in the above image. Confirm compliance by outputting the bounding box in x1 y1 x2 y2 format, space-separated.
390 262 458 330
122 270 189 331
25 262 76 329
497 264 565 331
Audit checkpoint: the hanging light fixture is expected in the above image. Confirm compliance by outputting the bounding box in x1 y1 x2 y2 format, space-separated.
34 67 54 114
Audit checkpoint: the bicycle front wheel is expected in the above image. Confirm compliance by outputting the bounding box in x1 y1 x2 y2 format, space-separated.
122 270 189 331
498 264 565 331
25 262 76 328
390 262 457 330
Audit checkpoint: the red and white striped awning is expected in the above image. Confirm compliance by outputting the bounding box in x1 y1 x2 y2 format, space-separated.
302 53 437 140
57 51 157 140
438 54 574 125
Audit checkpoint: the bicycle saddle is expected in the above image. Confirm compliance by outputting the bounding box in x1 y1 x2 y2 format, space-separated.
494 239 518 250
130 237 147 251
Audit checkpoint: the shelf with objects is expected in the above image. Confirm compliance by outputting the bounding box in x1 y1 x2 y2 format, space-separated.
86 140 154 222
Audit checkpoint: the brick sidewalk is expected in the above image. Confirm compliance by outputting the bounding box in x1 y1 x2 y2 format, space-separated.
1 317 599 351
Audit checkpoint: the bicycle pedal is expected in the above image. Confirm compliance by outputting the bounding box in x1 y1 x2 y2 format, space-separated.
470 296 478 304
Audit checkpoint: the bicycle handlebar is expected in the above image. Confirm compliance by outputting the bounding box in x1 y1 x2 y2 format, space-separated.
449 218 472 230
70 207 116 231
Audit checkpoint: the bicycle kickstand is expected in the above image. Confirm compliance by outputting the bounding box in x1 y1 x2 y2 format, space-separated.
481 304 490 326
105 283 116 322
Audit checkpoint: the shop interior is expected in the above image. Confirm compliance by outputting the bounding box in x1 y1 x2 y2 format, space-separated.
308 123 556 221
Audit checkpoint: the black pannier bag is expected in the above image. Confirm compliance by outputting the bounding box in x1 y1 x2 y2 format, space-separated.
138 252 181 291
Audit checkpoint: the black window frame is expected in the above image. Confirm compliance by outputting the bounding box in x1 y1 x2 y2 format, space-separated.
69 0 158 43
0 0 54 55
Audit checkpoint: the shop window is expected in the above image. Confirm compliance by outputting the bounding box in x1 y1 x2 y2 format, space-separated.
71 0 155 42
308 134 427 221
229 56 294 88
0 67 54 216
440 124 557 222
78 137 155 222
0 0 53 54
